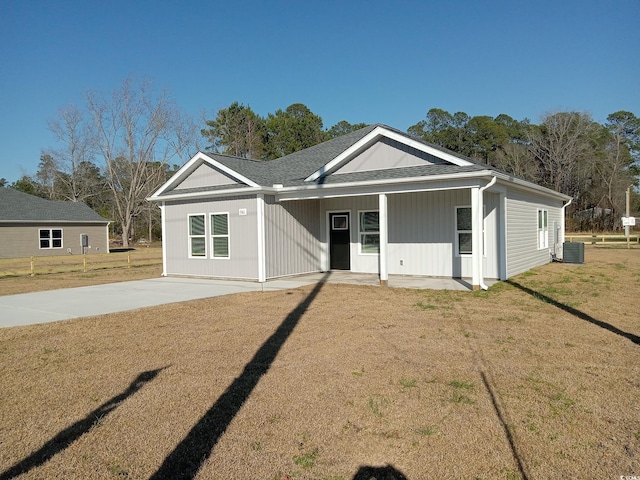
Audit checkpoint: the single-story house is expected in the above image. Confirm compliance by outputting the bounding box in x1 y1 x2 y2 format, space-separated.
149 124 572 289
0 187 110 259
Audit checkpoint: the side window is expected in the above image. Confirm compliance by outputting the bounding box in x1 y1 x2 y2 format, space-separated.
359 211 380 254
456 207 472 255
211 213 229 258
188 214 206 257
39 229 63 249
538 209 548 249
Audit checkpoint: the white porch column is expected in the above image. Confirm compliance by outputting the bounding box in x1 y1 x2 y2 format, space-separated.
257 194 266 283
471 187 481 290
160 202 167 277
379 193 388 286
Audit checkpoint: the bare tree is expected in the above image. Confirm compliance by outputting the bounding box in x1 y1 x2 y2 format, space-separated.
528 111 596 196
86 77 189 247
45 103 100 203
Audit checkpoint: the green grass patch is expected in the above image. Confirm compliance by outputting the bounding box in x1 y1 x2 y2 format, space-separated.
293 448 318 470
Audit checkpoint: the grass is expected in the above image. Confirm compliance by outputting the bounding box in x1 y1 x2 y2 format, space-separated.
0 246 639 479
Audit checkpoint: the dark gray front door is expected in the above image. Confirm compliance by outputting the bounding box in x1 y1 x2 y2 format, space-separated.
329 212 350 270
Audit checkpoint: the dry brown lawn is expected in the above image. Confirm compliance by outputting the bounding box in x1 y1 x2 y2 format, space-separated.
0 246 639 479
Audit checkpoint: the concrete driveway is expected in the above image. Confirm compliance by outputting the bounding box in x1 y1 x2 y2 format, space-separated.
0 276 319 328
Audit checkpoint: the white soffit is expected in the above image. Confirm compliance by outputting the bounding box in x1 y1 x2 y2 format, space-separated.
304 126 473 182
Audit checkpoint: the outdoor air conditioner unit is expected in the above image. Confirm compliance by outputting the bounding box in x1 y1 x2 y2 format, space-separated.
563 242 584 264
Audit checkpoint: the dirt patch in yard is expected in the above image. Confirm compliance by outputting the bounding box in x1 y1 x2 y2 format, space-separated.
0 246 638 479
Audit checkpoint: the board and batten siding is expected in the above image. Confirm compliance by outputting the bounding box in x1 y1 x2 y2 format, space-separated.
505 187 564 278
163 195 259 279
172 163 240 191
0 223 108 259
319 190 500 278
264 196 321 278
333 136 446 175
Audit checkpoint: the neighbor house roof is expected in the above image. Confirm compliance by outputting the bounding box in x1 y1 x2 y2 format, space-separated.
0 187 109 223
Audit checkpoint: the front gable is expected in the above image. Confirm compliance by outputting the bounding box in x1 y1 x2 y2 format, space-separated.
305 125 473 183
331 136 449 175
172 162 240 191
151 153 260 199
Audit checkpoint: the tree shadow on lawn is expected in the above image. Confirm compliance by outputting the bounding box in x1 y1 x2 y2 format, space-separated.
506 279 640 346
0 367 167 480
149 273 330 480
352 464 409 479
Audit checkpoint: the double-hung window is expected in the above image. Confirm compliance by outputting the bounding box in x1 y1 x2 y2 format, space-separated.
211 213 230 258
359 210 380 254
538 209 548 249
39 229 63 249
188 214 206 257
456 206 472 255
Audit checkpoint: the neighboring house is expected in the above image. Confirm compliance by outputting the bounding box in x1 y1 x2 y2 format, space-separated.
0 187 110 259
149 124 572 290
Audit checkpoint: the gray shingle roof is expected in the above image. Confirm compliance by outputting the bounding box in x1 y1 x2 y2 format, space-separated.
0 187 109 223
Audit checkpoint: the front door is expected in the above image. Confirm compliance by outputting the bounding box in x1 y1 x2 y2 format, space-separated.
329 212 350 270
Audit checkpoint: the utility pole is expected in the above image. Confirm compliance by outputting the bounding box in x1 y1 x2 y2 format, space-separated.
626 186 631 249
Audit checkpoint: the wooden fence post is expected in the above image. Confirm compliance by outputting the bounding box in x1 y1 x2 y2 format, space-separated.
30 257 35 277
127 252 131 269
83 254 87 273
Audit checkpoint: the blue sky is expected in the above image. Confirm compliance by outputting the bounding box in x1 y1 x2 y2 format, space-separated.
1 0 638 183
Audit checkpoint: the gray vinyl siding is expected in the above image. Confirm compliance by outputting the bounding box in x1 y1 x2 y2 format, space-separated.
264 196 321 278
387 190 472 277
173 163 239 191
319 189 500 278
163 195 259 279
333 136 445 175
505 187 564 278
0 223 109 259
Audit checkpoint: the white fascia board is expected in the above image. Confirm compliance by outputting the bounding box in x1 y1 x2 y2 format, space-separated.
278 170 495 201
149 152 260 200
303 126 473 183
148 186 263 203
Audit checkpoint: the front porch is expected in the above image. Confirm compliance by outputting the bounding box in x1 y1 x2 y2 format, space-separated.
275 271 500 291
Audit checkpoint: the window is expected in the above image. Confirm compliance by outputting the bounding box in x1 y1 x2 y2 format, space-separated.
456 207 472 255
359 211 379 254
211 213 229 258
39 229 63 249
538 209 548 249
332 214 348 230
188 214 206 257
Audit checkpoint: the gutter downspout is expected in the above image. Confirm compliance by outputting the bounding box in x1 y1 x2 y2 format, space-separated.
478 176 497 290
560 198 573 259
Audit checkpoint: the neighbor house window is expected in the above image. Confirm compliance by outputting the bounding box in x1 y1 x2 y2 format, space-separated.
538 209 548 249
188 214 206 257
211 213 229 258
359 210 379 254
456 207 472 255
39 229 63 249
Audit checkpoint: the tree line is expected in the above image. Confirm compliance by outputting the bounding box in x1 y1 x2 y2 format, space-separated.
2 78 638 245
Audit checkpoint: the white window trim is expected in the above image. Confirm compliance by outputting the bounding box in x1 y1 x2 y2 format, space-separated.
331 214 349 231
358 210 380 255
455 206 472 256
538 208 549 250
39 228 63 249
210 212 230 259
188 213 207 259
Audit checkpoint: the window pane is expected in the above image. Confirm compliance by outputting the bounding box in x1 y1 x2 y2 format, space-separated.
361 233 380 254
52 230 62 239
211 214 228 235
40 230 50 239
332 215 348 230
459 233 472 254
543 210 548 227
457 208 472 230
190 215 205 236
360 211 379 232
213 237 229 257
40 239 49 248
52 239 62 248
191 237 206 256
